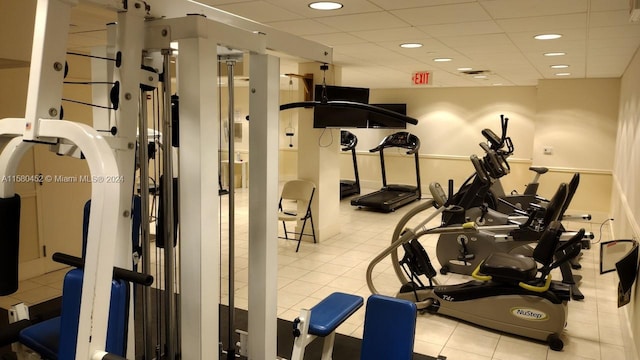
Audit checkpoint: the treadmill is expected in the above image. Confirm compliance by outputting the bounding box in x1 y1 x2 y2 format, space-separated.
351 132 421 212
340 130 361 198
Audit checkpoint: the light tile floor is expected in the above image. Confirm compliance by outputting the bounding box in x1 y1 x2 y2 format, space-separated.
2 187 630 360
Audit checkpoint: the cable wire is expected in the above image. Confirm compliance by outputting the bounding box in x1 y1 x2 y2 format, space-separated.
592 218 614 245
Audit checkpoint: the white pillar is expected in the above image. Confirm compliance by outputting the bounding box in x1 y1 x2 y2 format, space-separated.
248 53 280 359
176 37 220 359
296 63 342 242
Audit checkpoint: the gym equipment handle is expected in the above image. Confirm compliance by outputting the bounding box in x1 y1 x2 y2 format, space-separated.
52 253 154 286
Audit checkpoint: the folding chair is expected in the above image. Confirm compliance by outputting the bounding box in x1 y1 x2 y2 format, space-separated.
278 180 317 252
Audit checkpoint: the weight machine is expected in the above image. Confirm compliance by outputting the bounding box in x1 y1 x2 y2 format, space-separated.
0 0 332 359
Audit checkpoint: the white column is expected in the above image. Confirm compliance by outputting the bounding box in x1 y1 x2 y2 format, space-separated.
176 37 219 359
248 53 280 359
296 63 342 241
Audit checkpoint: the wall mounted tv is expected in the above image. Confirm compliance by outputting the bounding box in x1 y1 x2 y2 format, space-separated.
313 85 370 128
367 103 408 129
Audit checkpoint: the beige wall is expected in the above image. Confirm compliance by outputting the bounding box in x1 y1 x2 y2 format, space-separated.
613 45 640 360
0 0 35 65
534 79 620 170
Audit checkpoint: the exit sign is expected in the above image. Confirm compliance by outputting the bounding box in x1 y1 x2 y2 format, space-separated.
412 71 432 85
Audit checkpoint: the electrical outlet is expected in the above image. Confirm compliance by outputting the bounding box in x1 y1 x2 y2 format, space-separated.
543 146 553 155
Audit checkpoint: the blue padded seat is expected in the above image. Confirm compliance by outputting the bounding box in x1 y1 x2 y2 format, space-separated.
360 294 417 360
17 317 60 360
19 269 129 360
308 292 363 337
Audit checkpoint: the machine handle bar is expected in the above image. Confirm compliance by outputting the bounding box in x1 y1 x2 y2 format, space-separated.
52 252 154 286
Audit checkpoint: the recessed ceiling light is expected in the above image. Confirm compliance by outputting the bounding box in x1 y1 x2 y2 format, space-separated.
400 43 423 49
474 75 488 79
555 72 571 76
534 34 562 40
457 67 473 71
492 83 503 86
550 64 569 69
433 58 452 62
544 52 566 57
309 1 343 10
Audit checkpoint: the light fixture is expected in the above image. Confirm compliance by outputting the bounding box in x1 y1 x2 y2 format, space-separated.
474 75 488 79
400 43 423 49
492 83 503 86
544 52 566 57
550 64 569 69
309 1 343 10
457 67 473 71
433 58 452 62
534 33 562 40
555 72 571 76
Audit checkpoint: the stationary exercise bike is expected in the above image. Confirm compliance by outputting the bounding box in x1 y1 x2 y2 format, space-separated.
395 163 571 277
461 115 592 223
367 215 584 351
386 149 587 299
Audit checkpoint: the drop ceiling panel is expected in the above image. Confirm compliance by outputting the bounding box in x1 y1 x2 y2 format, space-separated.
496 13 587 33
589 10 638 27
194 0 255 5
587 55 634 75
419 21 502 37
266 0 383 18
588 38 640 53
215 1 301 23
368 0 474 11
266 19 339 36
386 61 444 73
588 25 640 40
376 38 454 54
351 27 430 43
589 0 628 11
537 63 586 78
391 3 492 26
315 11 410 31
304 32 369 46
63 0 640 88
479 0 588 19
440 34 520 55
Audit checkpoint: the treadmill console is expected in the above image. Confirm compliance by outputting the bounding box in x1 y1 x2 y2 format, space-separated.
374 132 420 153
340 130 358 151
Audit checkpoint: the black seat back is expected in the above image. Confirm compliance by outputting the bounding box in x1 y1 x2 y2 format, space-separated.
558 173 579 219
542 183 568 225
532 221 562 266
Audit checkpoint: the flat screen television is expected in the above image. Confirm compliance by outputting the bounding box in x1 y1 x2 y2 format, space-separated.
313 85 370 128
367 103 408 129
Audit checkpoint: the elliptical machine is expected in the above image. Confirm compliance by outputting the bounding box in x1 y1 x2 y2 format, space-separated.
367 206 585 351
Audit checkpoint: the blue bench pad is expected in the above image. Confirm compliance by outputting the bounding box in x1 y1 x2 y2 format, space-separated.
360 294 417 360
308 292 363 337
18 269 129 359
19 317 60 360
